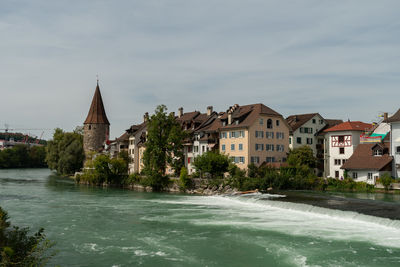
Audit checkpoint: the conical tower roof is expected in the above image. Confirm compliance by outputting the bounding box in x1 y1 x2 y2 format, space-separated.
84 82 110 125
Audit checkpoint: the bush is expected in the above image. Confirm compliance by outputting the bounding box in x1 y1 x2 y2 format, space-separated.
193 152 230 178
179 167 192 191
380 173 393 191
0 207 55 266
141 171 171 191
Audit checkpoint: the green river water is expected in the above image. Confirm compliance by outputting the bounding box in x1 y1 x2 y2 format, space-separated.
1 169 400 267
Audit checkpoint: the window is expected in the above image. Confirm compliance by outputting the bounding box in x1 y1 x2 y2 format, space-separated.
259 118 263 125
220 132 227 139
188 157 191 164
352 172 358 179
276 145 284 152
239 131 245 138
266 131 274 139
231 144 235 151
297 137 302 144
289 137 292 144
374 149 383 156
276 120 280 126
222 144 226 151
397 146 400 154
339 147 345 154
194 146 199 152
267 119 273 129
266 144 274 151
255 131 264 138
319 120 324 124
338 136 345 143
282 157 287 162
368 173 373 180
239 157 245 164
334 159 341 165
255 144 264 151
251 156 260 163
276 132 284 139
88 125 91 130
335 171 339 178
231 131 237 138
188 146 192 153
202 146 205 153
312 119 316 124
306 138 313 145
239 144 243 151
266 157 275 163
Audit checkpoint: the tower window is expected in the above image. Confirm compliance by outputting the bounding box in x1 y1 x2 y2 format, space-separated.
88 125 91 130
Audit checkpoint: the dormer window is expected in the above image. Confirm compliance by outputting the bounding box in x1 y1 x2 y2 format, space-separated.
222 121 226 126
235 120 239 125
374 149 383 156
267 119 273 129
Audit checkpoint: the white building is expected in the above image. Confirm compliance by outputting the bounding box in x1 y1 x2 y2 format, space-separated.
286 113 327 155
323 121 372 178
387 109 400 178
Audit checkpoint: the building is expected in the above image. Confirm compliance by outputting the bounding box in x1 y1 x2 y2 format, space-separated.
126 115 147 174
387 109 400 178
323 121 372 178
219 103 290 169
83 81 110 155
341 142 392 184
286 113 327 155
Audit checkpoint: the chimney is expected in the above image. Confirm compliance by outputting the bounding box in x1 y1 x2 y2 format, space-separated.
228 111 232 125
144 112 149 122
178 107 183 118
384 112 388 121
207 106 213 116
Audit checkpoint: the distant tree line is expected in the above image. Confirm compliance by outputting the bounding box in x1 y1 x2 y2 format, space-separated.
0 145 47 168
0 133 46 145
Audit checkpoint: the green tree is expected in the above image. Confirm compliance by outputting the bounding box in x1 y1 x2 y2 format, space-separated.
178 166 192 191
380 173 393 191
287 146 316 169
193 151 230 178
142 105 186 190
46 128 85 176
0 207 55 266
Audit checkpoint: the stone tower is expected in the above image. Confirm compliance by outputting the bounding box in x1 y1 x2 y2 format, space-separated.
83 81 110 154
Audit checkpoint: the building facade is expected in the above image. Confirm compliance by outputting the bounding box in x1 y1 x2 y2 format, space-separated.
387 109 400 178
323 121 372 178
219 104 290 169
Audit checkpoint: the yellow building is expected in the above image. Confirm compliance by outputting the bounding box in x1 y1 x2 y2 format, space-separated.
219 104 290 169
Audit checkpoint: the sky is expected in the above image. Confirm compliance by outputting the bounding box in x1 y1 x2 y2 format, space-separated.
1 0 400 140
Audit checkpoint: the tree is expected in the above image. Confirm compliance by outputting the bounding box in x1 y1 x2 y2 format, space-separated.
178 166 192 190
287 146 316 169
0 207 55 266
380 173 393 191
142 105 186 190
46 128 85 176
193 151 230 178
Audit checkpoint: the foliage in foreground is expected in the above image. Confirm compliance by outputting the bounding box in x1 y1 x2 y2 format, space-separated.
46 128 85 176
379 173 394 191
77 152 128 185
0 145 47 169
0 207 55 266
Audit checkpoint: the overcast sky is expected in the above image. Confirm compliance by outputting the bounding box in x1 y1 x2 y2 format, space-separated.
1 0 400 140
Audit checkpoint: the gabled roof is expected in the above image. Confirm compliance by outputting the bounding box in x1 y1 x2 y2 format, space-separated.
286 113 320 132
176 111 201 123
341 143 392 171
386 108 400 123
324 121 372 133
219 103 283 130
84 82 110 125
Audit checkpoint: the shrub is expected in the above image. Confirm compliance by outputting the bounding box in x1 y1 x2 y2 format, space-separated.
380 173 393 191
179 167 192 191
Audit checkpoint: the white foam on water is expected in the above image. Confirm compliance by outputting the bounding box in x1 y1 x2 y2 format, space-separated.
155 194 400 249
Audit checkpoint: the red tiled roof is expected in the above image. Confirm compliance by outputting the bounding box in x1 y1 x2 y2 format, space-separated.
324 121 372 133
219 103 283 130
341 143 392 171
84 83 110 125
386 108 400 123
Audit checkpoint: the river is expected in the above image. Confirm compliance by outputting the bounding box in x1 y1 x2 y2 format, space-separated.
1 169 400 267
